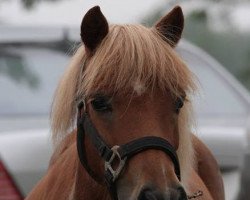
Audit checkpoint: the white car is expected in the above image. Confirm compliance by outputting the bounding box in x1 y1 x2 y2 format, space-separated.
0 27 249 197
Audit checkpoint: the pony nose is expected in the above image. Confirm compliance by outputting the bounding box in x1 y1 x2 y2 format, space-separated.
176 186 188 200
138 187 164 200
137 186 188 200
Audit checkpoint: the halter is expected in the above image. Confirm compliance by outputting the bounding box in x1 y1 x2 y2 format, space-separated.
76 100 181 200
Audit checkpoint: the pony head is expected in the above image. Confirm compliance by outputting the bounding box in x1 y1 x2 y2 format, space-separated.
51 6 196 200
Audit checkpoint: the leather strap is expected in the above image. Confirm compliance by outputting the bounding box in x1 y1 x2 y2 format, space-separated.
76 102 104 183
118 136 181 180
83 113 113 161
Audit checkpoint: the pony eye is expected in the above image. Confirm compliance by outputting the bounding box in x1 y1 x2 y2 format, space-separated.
175 97 184 114
91 96 112 112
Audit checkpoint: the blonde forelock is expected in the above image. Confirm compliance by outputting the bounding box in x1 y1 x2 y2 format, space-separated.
79 25 196 98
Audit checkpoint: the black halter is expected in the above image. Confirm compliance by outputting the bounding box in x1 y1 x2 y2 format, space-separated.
76 101 181 200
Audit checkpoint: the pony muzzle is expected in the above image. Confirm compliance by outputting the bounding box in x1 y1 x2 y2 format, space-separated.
137 185 188 200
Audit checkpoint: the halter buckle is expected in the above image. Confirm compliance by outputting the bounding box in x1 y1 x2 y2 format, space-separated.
105 145 127 182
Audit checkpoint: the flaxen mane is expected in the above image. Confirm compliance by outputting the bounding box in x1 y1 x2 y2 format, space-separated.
51 24 196 186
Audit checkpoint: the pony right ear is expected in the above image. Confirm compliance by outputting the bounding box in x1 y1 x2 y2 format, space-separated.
80 6 109 55
154 6 184 47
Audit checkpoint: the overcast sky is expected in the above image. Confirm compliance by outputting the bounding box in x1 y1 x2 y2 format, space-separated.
0 0 165 26
1 0 250 32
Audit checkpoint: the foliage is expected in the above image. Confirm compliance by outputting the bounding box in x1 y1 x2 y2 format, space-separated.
184 10 250 91
0 52 40 89
20 0 62 9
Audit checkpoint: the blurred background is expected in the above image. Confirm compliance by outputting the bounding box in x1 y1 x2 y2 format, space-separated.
0 0 249 200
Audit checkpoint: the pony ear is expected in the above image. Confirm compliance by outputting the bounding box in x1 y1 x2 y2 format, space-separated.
80 6 109 54
154 6 184 47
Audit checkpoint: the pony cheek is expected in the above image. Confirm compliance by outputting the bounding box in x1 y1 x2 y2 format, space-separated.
173 127 180 150
171 116 180 150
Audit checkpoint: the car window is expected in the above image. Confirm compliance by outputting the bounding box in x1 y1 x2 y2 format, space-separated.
0 46 69 116
177 47 248 118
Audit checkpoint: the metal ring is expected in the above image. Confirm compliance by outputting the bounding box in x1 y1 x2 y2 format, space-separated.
104 146 127 182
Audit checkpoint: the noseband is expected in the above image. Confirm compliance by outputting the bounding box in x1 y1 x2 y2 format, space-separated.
76 101 181 200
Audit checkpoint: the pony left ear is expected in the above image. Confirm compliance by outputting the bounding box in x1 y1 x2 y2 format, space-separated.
154 6 184 47
80 6 109 55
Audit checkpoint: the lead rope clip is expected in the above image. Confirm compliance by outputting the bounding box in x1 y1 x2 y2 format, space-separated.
187 190 203 199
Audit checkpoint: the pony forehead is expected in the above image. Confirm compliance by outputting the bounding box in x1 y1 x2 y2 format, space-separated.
79 24 196 98
133 80 146 96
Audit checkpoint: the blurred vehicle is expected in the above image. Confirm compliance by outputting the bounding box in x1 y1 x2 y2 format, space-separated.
0 26 77 196
0 26 249 196
0 156 23 200
176 41 250 168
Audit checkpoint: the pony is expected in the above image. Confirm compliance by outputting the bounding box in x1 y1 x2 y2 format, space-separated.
26 6 225 200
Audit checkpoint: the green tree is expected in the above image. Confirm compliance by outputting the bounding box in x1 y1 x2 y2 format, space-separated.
0 52 40 89
20 0 62 9
0 0 64 9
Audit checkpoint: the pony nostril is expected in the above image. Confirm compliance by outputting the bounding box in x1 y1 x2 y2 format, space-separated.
176 186 188 200
138 187 164 200
138 188 154 200
137 186 187 200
